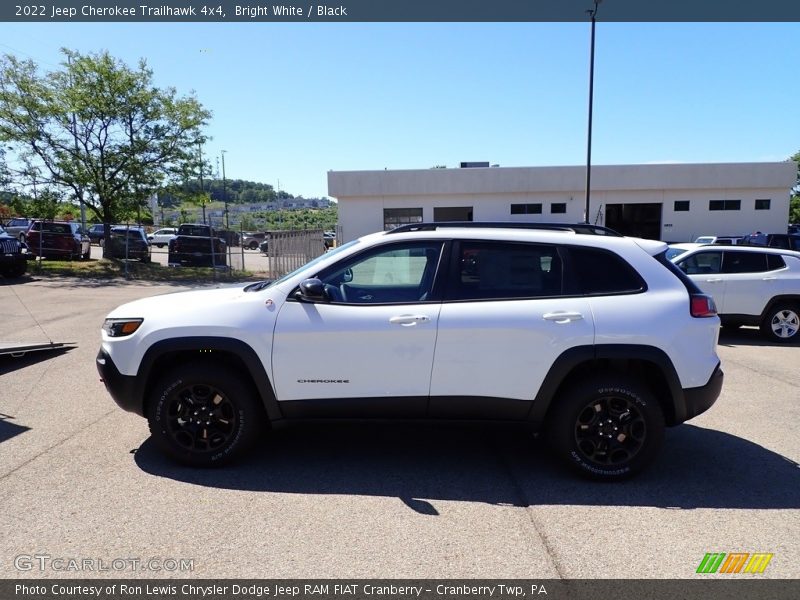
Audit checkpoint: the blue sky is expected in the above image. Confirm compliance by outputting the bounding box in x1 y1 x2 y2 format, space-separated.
1 22 797 198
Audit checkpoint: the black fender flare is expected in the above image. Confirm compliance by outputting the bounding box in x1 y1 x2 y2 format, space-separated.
527 344 686 428
137 337 282 421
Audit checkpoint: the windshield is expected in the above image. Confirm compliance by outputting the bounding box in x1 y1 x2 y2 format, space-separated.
263 239 360 290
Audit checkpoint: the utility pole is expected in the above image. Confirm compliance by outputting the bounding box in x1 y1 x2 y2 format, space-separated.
197 140 206 224
584 0 602 223
221 150 228 229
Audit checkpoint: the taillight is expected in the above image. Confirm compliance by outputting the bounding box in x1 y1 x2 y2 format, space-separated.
690 294 717 318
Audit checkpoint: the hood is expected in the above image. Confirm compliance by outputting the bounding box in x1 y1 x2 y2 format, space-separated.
106 285 251 320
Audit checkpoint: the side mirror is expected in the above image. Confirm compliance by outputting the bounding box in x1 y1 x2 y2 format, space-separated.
297 278 326 302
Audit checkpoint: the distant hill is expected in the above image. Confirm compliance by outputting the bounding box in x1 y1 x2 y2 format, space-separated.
158 178 294 208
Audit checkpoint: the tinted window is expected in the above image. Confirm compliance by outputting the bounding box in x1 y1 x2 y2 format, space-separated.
551 203 567 214
510 203 542 215
677 251 722 275
767 254 786 271
446 241 562 301
722 251 768 273
755 199 771 210
569 247 645 295
709 200 741 211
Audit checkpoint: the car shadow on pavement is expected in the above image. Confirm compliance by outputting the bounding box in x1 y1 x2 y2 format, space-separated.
134 422 800 512
718 326 797 348
0 413 31 444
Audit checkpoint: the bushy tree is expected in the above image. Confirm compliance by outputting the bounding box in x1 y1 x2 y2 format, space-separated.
0 49 210 254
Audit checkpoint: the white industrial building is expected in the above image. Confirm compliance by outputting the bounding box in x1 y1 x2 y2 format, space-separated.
327 161 797 242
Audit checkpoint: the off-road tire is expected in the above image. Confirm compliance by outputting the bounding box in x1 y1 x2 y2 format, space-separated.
147 364 264 467
546 375 665 481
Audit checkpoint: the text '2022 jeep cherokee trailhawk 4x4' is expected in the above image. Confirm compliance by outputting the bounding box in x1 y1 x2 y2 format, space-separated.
97 223 724 480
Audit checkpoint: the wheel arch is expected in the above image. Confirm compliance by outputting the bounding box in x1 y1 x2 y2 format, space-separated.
760 295 800 320
137 337 282 422
528 345 686 429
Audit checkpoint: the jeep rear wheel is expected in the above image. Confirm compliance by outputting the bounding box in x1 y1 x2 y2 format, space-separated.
147 364 264 466
547 376 664 481
761 304 800 343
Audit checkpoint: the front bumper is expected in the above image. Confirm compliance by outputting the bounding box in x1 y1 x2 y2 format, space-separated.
682 364 724 421
96 349 143 415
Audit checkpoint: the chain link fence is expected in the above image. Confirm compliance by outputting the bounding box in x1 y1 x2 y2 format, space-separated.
26 219 335 282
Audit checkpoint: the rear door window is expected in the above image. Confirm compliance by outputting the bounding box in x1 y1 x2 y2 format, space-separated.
721 251 768 273
445 241 563 301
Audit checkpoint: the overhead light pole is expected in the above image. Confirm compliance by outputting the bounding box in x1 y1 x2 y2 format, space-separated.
584 0 602 223
221 150 228 229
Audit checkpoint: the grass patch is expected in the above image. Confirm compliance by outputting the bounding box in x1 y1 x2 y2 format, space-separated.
29 258 259 283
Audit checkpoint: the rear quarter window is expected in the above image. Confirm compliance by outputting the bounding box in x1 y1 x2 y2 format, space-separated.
567 247 646 295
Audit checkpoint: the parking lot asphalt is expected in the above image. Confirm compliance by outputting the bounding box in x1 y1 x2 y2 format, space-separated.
1 276 798 579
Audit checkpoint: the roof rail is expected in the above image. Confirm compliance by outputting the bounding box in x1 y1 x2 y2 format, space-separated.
387 222 622 237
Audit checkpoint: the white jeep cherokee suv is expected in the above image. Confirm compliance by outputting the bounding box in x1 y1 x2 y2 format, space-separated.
98 223 723 480
671 245 800 342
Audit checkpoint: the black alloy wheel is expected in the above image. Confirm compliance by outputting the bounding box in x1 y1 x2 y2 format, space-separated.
165 382 238 454
573 394 647 468
148 364 264 466
547 375 664 480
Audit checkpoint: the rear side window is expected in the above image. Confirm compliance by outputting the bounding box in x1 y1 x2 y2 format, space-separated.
767 254 786 271
722 251 768 273
568 247 645 295
446 241 563 300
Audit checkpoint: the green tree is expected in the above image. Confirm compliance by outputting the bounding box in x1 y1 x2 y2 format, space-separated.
0 49 210 255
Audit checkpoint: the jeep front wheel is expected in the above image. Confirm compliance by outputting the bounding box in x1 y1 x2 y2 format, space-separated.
761 304 800 343
547 376 664 481
147 364 263 466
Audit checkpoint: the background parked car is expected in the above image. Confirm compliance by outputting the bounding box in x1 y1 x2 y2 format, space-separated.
218 229 240 247
242 231 268 250
0 225 29 278
26 221 90 260
168 223 227 267
106 226 151 262
739 232 800 251
672 245 800 342
87 224 106 245
3 217 34 243
147 227 177 248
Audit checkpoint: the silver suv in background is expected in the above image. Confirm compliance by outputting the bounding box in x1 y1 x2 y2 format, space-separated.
3 217 33 243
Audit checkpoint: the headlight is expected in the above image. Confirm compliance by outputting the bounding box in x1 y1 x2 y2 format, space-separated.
102 318 143 337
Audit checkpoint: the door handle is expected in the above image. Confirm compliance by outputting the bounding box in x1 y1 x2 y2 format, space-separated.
705 278 723 282
389 315 431 326
543 311 584 324
762 276 777 281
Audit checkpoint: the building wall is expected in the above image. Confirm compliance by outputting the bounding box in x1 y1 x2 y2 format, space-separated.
329 162 797 242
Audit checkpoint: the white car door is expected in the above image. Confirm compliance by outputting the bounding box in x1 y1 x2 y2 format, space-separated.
272 241 444 415
717 250 780 316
